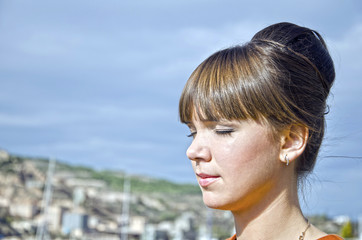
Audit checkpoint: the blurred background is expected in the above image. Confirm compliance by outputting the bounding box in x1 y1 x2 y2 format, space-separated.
0 0 361 239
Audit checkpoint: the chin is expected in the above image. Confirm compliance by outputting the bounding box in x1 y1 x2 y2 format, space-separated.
202 192 232 210
201 189 250 212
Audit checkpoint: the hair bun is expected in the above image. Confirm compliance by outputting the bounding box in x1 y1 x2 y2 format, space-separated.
252 22 335 94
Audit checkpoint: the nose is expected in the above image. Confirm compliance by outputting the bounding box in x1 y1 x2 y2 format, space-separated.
186 134 212 162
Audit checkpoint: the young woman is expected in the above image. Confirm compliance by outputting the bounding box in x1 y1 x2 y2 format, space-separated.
179 22 343 240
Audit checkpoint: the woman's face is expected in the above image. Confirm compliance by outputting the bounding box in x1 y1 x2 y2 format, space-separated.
186 117 283 212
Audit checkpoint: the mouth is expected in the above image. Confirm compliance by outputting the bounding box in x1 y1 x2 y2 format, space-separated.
196 173 220 187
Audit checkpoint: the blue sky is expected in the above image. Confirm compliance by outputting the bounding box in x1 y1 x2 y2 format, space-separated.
0 1 361 218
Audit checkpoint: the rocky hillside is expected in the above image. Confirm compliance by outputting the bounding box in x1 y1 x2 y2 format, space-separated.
0 149 234 239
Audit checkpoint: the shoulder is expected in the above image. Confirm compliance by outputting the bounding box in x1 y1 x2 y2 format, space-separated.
317 234 344 240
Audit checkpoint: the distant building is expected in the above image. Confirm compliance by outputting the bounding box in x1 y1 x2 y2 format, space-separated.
142 224 156 240
0 196 9 207
0 149 10 161
82 232 120 240
333 215 350 225
173 212 196 240
61 211 88 235
9 201 37 219
73 187 85 207
129 216 146 236
155 230 170 240
47 205 64 232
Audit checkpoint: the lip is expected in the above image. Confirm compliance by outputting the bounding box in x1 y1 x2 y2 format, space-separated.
196 173 220 187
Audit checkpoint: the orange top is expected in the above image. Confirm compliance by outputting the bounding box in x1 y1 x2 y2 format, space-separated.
318 235 344 240
226 234 344 240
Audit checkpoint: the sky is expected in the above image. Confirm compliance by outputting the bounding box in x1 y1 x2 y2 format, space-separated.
0 0 361 218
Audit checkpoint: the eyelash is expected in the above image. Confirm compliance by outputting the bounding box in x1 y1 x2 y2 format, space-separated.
187 132 196 138
186 129 234 138
215 129 234 136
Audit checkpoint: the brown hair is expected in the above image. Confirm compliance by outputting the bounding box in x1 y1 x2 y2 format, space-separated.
179 22 335 180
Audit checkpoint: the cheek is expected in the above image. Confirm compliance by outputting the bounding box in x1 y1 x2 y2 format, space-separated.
218 134 277 172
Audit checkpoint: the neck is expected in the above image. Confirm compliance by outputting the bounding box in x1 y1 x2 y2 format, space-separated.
232 180 308 240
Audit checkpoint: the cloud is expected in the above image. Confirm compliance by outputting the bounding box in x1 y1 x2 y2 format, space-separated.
0 102 174 127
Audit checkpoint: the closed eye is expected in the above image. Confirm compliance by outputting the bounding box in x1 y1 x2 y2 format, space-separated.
215 129 234 136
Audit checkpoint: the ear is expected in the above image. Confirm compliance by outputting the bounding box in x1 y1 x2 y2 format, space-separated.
279 124 309 165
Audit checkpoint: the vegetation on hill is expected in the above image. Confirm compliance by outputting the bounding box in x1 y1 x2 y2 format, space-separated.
0 152 200 195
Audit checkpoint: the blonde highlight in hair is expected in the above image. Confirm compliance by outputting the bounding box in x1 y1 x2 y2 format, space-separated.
181 45 283 122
